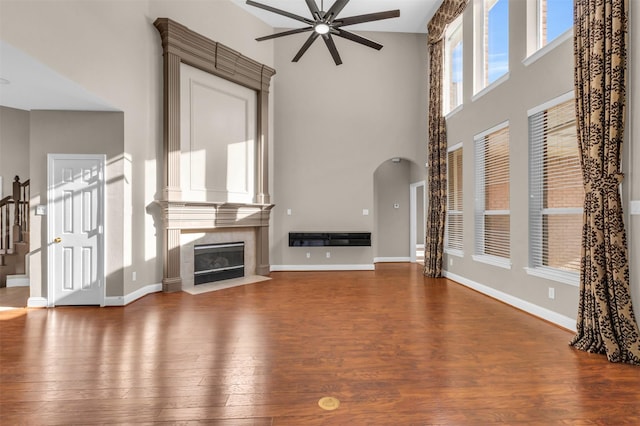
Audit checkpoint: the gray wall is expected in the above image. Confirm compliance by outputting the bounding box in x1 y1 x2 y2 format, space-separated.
0 107 30 197
270 31 428 267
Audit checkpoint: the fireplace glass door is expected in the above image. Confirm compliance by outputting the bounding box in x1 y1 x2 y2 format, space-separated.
194 242 245 284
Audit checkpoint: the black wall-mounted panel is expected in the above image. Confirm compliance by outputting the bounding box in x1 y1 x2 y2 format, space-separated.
289 232 371 247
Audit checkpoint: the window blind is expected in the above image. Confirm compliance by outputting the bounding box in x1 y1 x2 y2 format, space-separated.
475 123 510 260
529 99 583 275
446 147 463 252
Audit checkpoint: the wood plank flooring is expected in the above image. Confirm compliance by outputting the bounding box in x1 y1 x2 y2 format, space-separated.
0 285 29 309
1 263 639 425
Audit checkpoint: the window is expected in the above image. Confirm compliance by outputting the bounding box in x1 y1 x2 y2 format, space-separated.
537 0 573 49
474 123 510 266
528 95 583 283
446 145 463 254
444 15 463 114
475 0 509 91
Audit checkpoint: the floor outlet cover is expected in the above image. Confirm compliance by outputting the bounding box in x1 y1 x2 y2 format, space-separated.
318 396 340 411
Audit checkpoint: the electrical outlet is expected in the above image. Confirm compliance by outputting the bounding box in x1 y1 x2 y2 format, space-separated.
362 209 369 216
449 258 453 266
287 208 292 216
132 272 137 281
548 287 555 300
306 252 311 259
326 252 331 258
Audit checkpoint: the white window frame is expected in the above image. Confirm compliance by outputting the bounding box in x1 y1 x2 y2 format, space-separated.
473 121 511 269
536 0 573 49
524 0 573 64
473 0 509 95
445 143 464 257
444 15 464 116
526 92 582 286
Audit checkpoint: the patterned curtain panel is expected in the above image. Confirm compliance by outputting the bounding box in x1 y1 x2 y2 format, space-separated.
570 0 640 365
424 0 468 277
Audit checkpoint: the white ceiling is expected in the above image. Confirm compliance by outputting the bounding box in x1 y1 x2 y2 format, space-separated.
230 0 442 34
0 41 118 112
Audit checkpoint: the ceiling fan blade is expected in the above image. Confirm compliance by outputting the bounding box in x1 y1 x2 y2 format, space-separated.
304 0 322 20
335 10 400 27
246 0 313 25
334 29 383 50
292 32 320 62
256 27 313 41
322 34 343 65
325 0 350 23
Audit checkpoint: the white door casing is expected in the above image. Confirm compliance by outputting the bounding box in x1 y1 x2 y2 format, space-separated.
410 181 426 263
48 154 105 306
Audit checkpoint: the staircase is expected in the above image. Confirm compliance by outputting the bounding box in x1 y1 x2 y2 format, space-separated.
0 176 30 288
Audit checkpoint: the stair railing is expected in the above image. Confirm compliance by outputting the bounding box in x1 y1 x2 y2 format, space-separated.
0 196 13 265
0 176 30 265
14 176 30 241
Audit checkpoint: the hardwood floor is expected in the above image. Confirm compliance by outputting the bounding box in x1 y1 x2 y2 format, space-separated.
1 263 639 425
0 286 29 309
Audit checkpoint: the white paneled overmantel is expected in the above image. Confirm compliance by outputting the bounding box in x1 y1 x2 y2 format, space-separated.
154 18 276 292
179 64 258 204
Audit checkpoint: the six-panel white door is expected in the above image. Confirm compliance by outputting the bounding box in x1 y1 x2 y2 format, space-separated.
48 154 105 306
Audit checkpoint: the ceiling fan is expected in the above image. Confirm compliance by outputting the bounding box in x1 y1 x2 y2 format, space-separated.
246 0 400 65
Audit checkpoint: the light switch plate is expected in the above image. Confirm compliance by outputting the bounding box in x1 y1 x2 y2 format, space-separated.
36 205 47 215
630 200 640 215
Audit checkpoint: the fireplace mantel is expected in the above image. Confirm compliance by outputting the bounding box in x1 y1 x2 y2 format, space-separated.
157 201 274 230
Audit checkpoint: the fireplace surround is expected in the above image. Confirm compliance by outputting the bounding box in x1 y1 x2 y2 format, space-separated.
154 18 276 292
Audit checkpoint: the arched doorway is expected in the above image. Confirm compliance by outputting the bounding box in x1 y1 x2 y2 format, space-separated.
373 158 426 264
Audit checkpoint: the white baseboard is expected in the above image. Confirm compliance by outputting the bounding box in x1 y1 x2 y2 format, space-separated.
444 270 577 332
270 264 375 272
27 297 48 308
25 284 162 308
105 283 162 306
374 257 411 263
6 275 29 287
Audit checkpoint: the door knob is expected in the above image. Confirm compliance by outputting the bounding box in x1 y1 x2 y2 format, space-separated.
54 237 62 243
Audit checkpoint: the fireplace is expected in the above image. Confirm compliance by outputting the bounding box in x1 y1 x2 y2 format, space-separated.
154 19 276 293
194 242 245 285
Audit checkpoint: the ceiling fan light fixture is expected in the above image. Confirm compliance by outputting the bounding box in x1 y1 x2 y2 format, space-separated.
314 23 330 34
247 0 400 65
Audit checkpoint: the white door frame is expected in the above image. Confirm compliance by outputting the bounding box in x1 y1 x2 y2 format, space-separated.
409 180 426 263
47 154 106 307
